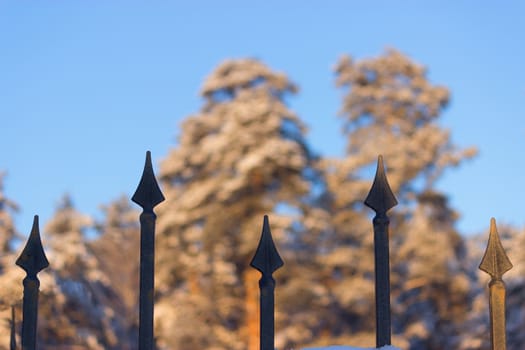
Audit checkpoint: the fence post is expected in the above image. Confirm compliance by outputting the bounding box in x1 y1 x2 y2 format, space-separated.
132 151 165 350
250 215 284 350
15 215 49 350
10 306 16 350
364 155 398 348
479 218 513 350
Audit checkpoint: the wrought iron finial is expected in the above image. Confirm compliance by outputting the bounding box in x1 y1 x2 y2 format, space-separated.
479 218 513 279
16 215 49 350
250 215 284 276
479 218 512 350
250 215 284 350
132 151 165 211
132 151 165 350
16 216 49 276
364 155 398 214
365 155 397 348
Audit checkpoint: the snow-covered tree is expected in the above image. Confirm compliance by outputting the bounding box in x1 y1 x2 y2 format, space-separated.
0 173 18 255
45 195 93 275
92 195 141 347
155 58 320 350
0 52 512 350
315 49 477 349
492 225 525 350
333 49 476 198
0 173 23 349
35 194 128 349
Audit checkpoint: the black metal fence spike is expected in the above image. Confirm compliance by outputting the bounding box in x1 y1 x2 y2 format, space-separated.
250 215 284 350
16 216 49 276
479 218 512 350
364 155 398 214
10 306 16 350
365 156 397 348
250 215 284 276
132 151 165 211
132 151 165 350
16 215 49 350
479 218 513 279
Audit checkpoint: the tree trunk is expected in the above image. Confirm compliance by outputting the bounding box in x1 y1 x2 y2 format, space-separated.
243 268 260 350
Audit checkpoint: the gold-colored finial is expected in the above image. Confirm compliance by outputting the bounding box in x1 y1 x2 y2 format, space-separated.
479 218 512 350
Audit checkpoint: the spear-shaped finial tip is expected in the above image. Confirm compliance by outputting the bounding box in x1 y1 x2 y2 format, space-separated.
364 155 398 214
479 217 513 279
16 215 50 276
263 214 269 228
132 151 165 210
250 215 284 276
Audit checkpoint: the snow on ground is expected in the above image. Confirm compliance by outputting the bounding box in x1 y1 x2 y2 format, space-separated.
302 346 401 350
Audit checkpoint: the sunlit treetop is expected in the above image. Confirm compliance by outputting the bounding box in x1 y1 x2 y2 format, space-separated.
201 58 297 101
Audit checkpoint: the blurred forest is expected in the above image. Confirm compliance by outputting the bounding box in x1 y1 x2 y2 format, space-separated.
0 49 524 350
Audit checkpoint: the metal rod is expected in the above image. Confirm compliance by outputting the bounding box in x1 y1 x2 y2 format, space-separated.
21 278 39 350
138 211 156 350
11 306 16 350
132 151 165 350
373 212 391 347
488 280 507 350
479 218 512 350
364 156 397 348
16 215 49 350
250 215 284 350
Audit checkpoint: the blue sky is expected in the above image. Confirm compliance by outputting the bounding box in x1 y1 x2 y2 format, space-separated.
1 2 524 237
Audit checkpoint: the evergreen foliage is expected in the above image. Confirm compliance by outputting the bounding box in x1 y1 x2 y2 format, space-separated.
0 50 523 350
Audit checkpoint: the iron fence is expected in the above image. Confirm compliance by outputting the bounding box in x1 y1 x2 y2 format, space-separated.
7 153 512 350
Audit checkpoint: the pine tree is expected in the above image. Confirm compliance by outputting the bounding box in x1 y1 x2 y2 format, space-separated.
155 58 320 350
0 173 23 349
45 195 93 275
0 51 506 350
91 195 141 348
0 173 18 255
393 192 472 349
36 194 127 349
504 226 525 349
320 49 477 349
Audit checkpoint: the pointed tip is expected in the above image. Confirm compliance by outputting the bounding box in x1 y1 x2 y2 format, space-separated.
16 215 49 276
490 217 496 232
479 218 513 278
145 151 153 171
132 151 165 210
250 215 284 275
364 155 398 213
33 214 39 229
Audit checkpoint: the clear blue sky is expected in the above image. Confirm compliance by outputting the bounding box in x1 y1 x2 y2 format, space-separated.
1 2 524 237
